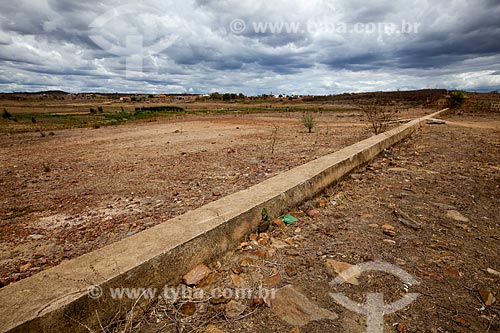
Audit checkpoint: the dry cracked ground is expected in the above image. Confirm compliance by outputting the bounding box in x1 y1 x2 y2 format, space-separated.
1 110 383 286
109 112 500 333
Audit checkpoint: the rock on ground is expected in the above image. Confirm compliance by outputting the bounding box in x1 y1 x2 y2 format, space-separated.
271 285 337 326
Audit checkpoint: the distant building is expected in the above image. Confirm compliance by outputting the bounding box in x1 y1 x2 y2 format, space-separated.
120 97 131 102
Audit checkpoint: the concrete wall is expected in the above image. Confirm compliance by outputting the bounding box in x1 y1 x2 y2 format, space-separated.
0 109 448 333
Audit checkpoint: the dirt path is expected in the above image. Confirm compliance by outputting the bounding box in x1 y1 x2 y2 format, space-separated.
128 112 500 333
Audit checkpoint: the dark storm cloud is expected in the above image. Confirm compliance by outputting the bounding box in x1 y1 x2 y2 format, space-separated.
392 2 500 70
0 0 499 94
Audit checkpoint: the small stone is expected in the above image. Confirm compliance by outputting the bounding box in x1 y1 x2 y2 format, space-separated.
350 173 363 180
383 239 396 245
263 274 281 286
27 234 44 240
325 259 359 285
382 224 396 237
212 191 222 197
198 272 217 287
240 242 249 249
19 263 32 273
271 285 337 326
183 264 212 286
289 328 300 333
383 229 396 237
258 233 270 246
486 268 500 277
453 315 469 327
396 322 407 332
225 300 246 319
444 268 462 277
294 228 301 234
252 297 265 307
307 209 320 218
316 199 328 207
285 264 298 277
446 210 469 222
179 302 196 316
479 290 496 306
270 238 289 249
273 217 286 229
369 223 379 228
249 233 258 241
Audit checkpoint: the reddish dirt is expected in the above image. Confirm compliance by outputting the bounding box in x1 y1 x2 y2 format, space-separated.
123 112 500 333
1 110 387 287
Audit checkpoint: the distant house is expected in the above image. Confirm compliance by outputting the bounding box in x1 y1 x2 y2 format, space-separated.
156 94 167 99
120 97 131 102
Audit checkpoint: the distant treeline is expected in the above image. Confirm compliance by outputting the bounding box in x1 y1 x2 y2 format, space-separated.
134 106 184 112
303 89 448 105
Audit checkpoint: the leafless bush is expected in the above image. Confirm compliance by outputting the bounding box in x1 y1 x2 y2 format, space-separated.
358 103 395 135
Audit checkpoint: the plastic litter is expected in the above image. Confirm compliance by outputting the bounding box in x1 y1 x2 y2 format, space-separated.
281 214 298 225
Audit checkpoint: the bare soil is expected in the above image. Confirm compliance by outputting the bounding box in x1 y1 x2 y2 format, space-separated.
125 112 500 333
1 110 393 287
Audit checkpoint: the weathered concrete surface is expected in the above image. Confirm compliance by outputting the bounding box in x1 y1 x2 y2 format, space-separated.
0 109 448 333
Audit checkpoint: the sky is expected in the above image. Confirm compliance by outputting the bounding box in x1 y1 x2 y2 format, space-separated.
0 0 499 95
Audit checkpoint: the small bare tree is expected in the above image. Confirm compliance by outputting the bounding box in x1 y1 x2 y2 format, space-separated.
359 103 394 135
302 113 314 133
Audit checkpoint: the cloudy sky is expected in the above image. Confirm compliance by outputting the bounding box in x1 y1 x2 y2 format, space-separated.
0 0 499 95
